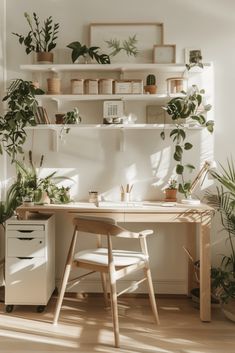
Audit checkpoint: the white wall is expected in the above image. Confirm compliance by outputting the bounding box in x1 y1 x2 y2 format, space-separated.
1 0 234 293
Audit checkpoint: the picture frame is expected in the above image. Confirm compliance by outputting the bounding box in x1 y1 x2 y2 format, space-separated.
103 101 124 118
184 48 202 64
89 22 164 63
153 44 176 64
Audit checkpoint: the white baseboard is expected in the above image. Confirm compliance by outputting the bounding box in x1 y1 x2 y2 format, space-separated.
59 279 187 295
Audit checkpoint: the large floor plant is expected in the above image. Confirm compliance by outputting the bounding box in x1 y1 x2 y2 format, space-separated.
206 159 235 305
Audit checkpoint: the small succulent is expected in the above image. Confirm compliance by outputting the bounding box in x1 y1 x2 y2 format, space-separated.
167 178 178 190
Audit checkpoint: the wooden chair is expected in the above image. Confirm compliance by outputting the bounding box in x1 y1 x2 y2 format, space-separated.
53 216 159 348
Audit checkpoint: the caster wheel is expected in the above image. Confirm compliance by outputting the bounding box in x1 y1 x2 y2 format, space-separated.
5 305 14 313
37 305 45 313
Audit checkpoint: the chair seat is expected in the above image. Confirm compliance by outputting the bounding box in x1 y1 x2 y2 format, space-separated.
74 248 147 266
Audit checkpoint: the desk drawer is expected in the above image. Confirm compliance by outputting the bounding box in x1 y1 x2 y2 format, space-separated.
69 212 125 223
7 224 44 231
7 230 45 238
7 237 45 257
124 213 184 223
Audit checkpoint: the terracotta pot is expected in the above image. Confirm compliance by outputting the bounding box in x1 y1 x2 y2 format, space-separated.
144 85 157 94
36 52 53 64
164 188 177 202
47 78 61 94
55 114 65 124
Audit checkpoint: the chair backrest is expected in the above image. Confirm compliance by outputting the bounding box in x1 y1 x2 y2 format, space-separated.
73 216 141 238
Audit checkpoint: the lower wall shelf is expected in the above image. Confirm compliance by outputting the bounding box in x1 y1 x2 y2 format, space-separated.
25 123 203 130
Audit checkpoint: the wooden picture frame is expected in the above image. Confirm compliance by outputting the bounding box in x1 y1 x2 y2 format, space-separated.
89 22 164 63
153 44 176 64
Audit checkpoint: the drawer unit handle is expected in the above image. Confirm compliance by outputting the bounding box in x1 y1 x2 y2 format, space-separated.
18 230 33 233
17 257 33 260
17 237 34 240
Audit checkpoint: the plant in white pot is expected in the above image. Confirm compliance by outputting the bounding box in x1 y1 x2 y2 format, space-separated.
12 12 59 63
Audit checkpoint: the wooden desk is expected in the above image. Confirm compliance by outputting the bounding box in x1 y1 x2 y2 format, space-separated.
17 201 214 322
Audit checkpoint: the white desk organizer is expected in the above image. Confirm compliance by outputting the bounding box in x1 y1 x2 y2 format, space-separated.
5 214 55 313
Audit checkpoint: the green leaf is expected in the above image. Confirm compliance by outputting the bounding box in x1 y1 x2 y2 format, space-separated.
170 129 178 138
206 120 214 133
176 164 184 174
204 104 212 112
160 131 165 140
184 142 193 150
185 164 195 172
179 129 186 140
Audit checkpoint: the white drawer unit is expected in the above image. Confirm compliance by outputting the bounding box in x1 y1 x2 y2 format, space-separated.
5 214 55 313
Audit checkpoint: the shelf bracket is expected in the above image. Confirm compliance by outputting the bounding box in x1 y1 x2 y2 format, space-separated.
119 128 125 152
50 127 59 152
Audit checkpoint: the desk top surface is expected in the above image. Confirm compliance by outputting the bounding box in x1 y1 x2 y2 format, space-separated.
17 201 214 214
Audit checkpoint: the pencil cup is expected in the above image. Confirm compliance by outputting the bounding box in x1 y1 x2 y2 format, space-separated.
121 192 130 202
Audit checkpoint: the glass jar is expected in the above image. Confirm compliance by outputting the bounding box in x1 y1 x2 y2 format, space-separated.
166 77 187 95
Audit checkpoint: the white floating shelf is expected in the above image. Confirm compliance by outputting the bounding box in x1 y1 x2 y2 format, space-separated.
35 93 170 102
20 63 212 73
25 123 203 130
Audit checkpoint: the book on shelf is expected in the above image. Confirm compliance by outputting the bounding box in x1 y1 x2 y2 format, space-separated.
35 106 50 124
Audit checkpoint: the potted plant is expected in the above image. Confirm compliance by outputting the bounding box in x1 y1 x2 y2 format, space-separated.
160 85 214 199
8 151 72 205
67 41 110 64
59 107 82 137
12 12 59 63
206 159 235 321
144 74 157 94
0 79 44 161
164 178 178 201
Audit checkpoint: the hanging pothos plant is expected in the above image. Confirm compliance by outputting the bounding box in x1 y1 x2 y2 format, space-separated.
0 79 44 161
160 85 214 197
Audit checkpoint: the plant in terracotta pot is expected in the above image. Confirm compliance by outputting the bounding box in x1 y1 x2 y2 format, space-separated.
164 178 178 201
59 107 82 137
12 12 59 63
144 74 157 94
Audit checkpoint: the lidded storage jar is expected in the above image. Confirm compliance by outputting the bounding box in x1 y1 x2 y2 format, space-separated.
98 78 113 94
84 79 99 94
166 77 187 95
71 79 84 94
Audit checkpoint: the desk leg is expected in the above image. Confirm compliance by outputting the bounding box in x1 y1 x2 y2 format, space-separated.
200 213 211 322
186 223 197 296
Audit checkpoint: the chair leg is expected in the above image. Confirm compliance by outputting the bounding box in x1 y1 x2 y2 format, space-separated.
100 272 109 307
109 270 120 348
53 228 78 325
144 266 160 324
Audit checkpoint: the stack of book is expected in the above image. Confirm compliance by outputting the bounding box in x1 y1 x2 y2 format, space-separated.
34 106 50 124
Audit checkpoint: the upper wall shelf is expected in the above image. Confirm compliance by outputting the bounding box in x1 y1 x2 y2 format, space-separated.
35 93 174 102
20 63 212 73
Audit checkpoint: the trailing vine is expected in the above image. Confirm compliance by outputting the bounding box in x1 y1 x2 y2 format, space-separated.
0 79 44 161
160 85 214 197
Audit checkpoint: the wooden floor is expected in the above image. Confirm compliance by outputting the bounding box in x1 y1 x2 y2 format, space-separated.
0 294 234 353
